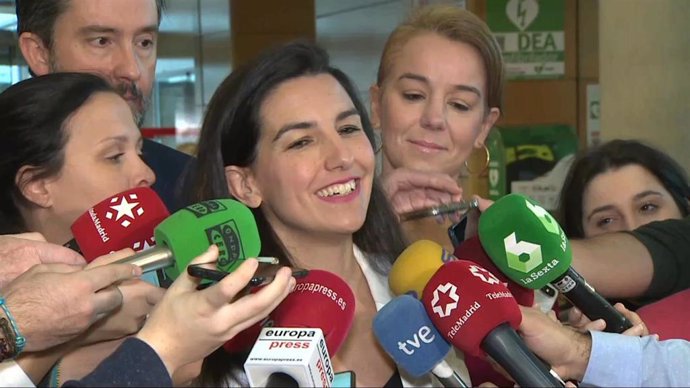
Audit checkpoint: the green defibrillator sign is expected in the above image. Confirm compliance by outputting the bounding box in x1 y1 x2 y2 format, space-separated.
487 0 565 79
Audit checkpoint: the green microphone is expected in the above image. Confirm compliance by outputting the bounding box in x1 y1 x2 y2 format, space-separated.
115 199 261 279
479 193 633 333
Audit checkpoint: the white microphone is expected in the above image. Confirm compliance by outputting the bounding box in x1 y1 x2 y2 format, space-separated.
244 327 334 387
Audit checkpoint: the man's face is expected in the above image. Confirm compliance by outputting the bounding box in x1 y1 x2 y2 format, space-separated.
47 0 159 122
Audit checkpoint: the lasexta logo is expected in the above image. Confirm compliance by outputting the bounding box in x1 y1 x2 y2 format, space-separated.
430 282 459 318
525 200 560 236
504 232 542 273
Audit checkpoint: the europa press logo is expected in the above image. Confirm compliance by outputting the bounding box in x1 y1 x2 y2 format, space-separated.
105 192 144 228
431 282 460 318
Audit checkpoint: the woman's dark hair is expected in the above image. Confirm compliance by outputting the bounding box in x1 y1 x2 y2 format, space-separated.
0 72 114 234
558 139 690 238
188 41 407 385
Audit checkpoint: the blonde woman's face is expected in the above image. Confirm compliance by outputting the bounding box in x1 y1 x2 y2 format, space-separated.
371 32 499 178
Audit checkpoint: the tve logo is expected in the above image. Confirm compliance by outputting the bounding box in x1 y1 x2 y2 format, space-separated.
397 326 436 355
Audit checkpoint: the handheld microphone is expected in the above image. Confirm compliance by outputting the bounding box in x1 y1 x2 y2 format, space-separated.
389 240 456 298
69 187 169 260
422 260 563 387
224 269 356 356
478 193 633 333
245 327 334 387
114 198 261 279
373 295 469 387
455 236 534 307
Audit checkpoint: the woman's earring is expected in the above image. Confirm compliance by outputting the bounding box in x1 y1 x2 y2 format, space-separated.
464 144 491 176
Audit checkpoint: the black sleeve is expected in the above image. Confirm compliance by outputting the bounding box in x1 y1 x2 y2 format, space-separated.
63 338 172 387
629 216 690 300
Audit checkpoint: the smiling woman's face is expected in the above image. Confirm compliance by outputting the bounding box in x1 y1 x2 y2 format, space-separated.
233 74 375 240
371 32 499 178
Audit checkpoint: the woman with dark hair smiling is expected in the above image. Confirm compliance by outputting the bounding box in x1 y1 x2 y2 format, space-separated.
189 41 469 386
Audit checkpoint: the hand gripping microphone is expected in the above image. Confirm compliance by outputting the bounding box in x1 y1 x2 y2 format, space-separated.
244 270 355 387
114 198 261 279
389 240 456 298
422 260 563 388
455 236 534 307
478 193 633 333
68 187 169 260
373 295 469 388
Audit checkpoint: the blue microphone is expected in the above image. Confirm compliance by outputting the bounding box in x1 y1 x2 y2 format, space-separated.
373 295 469 387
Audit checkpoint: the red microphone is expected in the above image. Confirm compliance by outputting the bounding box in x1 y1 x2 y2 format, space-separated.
637 289 690 341
69 187 169 261
454 237 535 308
225 269 355 356
454 237 532 387
422 260 563 388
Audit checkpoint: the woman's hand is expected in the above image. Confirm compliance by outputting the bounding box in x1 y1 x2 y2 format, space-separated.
380 168 463 219
136 245 295 377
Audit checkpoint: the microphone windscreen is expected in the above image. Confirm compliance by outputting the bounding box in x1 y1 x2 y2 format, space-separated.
155 199 261 279
422 260 521 358
71 187 169 261
373 295 451 377
637 289 690 341
478 193 571 289
389 240 456 298
269 269 355 356
455 236 534 307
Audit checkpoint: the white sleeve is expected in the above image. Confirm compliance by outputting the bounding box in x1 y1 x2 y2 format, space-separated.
0 360 35 387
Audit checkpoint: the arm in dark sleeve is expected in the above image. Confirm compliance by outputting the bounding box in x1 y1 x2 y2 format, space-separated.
630 216 690 300
63 338 172 387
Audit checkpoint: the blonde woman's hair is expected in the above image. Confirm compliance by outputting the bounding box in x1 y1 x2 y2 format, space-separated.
376 4 504 110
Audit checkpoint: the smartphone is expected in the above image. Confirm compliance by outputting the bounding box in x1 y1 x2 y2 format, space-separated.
187 264 308 287
332 371 356 388
535 284 559 313
400 200 476 222
447 215 469 249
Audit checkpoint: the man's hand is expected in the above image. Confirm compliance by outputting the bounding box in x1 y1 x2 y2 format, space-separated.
3 262 141 352
380 167 462 219
518 306 592 381
0 233 85 288
565 302 650 337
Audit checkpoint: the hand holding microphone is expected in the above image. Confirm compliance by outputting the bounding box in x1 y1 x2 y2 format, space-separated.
136 245 295 379
478 193 633 333
112 197 263 279
422 260 564 387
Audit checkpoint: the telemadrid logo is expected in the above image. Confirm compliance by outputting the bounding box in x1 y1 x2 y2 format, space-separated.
469 265 501 285
105 193 144 228
431 282 460 318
